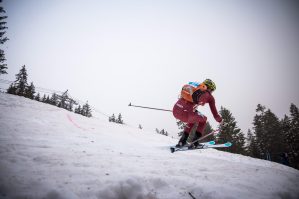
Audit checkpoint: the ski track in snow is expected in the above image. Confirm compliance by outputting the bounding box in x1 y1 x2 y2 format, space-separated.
0 93 299 199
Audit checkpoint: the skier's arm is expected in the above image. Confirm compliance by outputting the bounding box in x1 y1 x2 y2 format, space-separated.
208 95 222 123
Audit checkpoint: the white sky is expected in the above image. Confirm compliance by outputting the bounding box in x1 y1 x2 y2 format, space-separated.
2 0 299 136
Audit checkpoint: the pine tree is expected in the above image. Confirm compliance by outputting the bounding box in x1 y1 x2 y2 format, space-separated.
155 128 160 134
7 83 16 94
35 92 41 101
50 93 59 106
164 130 168 136
45 95 51 104
75 105 82 114
14 65 28 96
253 104 286 162
252 104 266 156
285 104 299 168
157 129 168 136
138 124 143 130
42 94 47 103
217 107 246 154
116 113 123 124
0 1 8 75
25 82 35 99
246 129 260 158
0 49 6 75
264 109 285 158
176 120 186 130
109 114 116 122
82 101 92 117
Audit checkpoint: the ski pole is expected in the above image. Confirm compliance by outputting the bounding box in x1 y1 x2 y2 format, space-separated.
128 103 172 112
188 129 220 145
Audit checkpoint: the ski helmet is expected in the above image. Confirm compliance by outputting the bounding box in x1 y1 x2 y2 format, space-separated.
203 79 216 91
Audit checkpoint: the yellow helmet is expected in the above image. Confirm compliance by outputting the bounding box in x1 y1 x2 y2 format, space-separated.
203 79 216 91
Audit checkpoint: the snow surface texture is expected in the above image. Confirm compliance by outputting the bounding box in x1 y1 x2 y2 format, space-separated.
0 93 298 199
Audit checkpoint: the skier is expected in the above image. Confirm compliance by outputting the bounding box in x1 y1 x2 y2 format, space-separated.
173 79 222 148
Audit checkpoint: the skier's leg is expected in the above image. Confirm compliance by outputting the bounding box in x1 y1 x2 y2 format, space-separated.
184 123 195 134
188 131 202 149
187 111 207 149
176 131 189 147
187 110 207 125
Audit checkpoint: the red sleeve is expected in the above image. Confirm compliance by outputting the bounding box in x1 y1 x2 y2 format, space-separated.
208 94 222 122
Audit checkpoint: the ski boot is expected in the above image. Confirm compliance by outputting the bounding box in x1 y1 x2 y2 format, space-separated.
188 132 202 149
175 131 189 148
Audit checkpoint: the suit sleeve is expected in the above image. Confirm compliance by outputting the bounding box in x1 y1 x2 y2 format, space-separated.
208 95 222 123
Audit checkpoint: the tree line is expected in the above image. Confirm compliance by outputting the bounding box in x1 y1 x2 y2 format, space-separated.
0 0 8 76
199 105 299 169
109 113 124 124
155 128 169 136
6 65 92 118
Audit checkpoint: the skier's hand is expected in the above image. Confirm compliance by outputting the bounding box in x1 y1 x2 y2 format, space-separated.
215 115 222 123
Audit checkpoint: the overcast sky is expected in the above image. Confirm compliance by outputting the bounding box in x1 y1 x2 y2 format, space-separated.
2 0 299 136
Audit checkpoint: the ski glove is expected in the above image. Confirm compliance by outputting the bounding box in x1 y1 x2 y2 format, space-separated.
215 115 222 123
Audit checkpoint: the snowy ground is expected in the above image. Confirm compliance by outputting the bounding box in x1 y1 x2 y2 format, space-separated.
0 92 298 199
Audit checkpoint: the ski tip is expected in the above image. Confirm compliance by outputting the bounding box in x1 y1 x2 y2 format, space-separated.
208 141 216 145
224 142 232 147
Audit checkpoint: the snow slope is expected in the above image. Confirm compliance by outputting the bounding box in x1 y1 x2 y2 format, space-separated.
0 93 298 199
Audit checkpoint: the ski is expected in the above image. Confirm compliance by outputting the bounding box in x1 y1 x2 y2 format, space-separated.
170 141 232 153
188 129 220 145
170 141 215 153
203 142 232 148
170 129 219 153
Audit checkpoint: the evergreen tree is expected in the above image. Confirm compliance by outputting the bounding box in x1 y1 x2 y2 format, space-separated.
82 101 92 117
246 129 259 158
109 114 116 122
116 113 123 124
75 105 82 114
253 104 285 162
264 109 285 159
285 104 299 168
138 124 143 130
155 128 160 134
163 129 168 136
58 90 68 109
7 83 16 94
42 94 47 103
35 92 41 101
68 99 75 112
0 49 6 75
176 120 186 130
14 65 28 96
217 107 246 154
252 104 266 156
0 1 8 75
156 129 168 136
25 82 35 99
45 95 51 104
50 93 59 106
